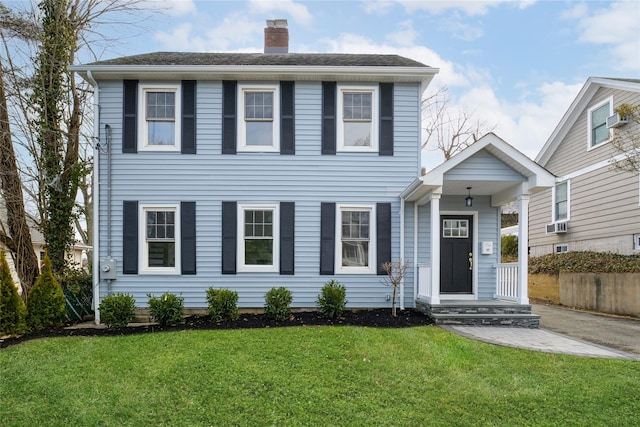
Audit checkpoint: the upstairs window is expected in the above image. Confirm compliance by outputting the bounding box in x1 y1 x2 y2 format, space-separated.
238 83 280 152
587 97 612 149
337 85 378 152
139 84 181 151
553 181 569 222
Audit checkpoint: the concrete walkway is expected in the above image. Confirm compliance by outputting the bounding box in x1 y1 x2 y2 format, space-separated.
444 303 640 360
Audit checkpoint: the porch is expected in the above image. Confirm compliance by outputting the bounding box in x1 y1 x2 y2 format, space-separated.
416 263 540 327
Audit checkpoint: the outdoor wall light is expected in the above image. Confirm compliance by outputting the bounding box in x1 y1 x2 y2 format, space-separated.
465 187 473 207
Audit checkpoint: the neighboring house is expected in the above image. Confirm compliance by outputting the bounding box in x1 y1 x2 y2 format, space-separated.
71 20 554 324
530 78 640 256
0 208 90 294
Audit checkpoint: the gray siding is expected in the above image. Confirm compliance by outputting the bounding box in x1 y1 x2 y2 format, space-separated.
530 86 640 255
97 80 422 308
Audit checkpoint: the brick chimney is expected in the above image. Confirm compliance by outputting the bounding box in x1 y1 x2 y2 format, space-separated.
264 19 289 54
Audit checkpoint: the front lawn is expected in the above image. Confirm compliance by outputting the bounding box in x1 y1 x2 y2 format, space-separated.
1 326 638 426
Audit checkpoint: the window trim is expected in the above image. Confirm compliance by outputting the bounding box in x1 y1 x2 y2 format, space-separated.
138 83 182 151
555 243 568 254
237 83 280 153
139 204 180 274
335 204 376 274
633 234 640 251
337 84 379 153
552 180 570 223
237 203 280 273
587 96 613 150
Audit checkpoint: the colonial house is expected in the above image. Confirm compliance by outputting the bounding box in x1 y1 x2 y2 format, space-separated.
530 78 640 256
71 20 553 326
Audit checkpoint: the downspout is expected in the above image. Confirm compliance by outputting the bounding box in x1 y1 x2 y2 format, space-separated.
399 198 405 310
86 70 101 325
413 202 418 301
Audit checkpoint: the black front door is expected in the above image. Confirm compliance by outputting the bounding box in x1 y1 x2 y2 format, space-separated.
440 215 473 294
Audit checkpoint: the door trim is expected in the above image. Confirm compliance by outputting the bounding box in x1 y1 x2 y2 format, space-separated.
439 210 478 299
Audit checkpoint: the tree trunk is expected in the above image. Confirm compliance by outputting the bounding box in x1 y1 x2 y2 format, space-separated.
0 60 40 300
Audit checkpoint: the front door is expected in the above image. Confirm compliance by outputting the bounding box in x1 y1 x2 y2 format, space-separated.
440 215 473 294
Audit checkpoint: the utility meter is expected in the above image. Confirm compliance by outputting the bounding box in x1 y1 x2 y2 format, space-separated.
100 258 117 280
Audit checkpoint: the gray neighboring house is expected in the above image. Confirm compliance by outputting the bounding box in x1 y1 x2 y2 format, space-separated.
530 78 640 256
71 21 554 324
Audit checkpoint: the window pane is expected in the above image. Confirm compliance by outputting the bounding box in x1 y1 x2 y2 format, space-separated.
245 91 273 119
342 241 369 267
343 93 372 119
148 121 175 145
593 125 609 146
556 201 567 220
344 122 371 147
146 92 175 119
246 122 273 146
148 242 175 267
591 103 610 146
245 239 273 265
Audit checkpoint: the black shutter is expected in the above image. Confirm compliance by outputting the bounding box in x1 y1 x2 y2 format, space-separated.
280 202 295 274
123 80 138 153
222 81 237 154
122 201 138 274
221 201 237 274
181 201 196 275
376 202 392 275
280 81 295 155
379 83 393 156
320 202 335 275
321 82 336 155
181 81 196 154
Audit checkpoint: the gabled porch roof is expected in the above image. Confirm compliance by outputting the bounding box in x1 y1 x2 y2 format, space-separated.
401 133 556 205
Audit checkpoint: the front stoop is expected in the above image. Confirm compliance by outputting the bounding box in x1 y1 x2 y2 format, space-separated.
416 300 540 328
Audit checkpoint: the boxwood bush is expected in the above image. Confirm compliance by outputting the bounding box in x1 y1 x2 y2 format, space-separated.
529 251 640 275
264 287 292 321
206 287 239 322
26 255 66 331
316 279 347 319
0 250 27 335
99 293 136 328
147 292 184 326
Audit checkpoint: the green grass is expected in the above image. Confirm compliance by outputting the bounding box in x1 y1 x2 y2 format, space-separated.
1 326 638 426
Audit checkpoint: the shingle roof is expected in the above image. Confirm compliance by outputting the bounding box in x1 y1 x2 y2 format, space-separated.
89 52 430 68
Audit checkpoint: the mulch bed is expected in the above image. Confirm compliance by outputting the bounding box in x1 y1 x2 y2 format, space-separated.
1 308 434 349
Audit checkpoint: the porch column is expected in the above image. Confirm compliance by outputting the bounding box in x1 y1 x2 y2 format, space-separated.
430 193 441 304
517 194 530 304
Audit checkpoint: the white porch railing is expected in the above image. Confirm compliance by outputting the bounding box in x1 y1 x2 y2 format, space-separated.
496 262 519 301
417 264 432 299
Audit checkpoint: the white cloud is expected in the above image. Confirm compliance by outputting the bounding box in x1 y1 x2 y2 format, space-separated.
361 0 396 15
438 13 484 41
385 20 419 46
397 0 535 16
248 0 313 25
563 1 640 71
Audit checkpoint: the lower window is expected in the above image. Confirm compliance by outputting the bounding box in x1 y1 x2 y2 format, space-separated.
142 205 179 273
238 204 279 272
337 205 375 273
555 244 568 254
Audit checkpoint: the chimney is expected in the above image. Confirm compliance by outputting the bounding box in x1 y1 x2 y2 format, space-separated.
264 19 289 54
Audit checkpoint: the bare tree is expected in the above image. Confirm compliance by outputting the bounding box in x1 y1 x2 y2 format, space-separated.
380 259 411 317
422 85 496 160
610 103 640 173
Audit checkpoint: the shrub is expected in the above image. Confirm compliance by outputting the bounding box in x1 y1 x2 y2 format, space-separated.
264 287 292 321
529 251 640 275
147 292 184 326
501 235 518 260
316 279 347 319
0 251 27 335
26 254 66 331
99 293 136 328
206 287 239 322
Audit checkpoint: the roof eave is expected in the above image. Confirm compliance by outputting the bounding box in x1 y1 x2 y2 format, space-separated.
69 64 439 85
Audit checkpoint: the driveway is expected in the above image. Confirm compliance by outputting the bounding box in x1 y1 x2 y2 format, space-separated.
532 303 640 356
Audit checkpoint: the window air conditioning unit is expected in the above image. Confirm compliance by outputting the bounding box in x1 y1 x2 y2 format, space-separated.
606 113 628 128
546 222 568 234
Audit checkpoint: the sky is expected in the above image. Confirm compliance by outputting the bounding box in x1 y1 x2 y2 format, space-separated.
70 0 640 167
